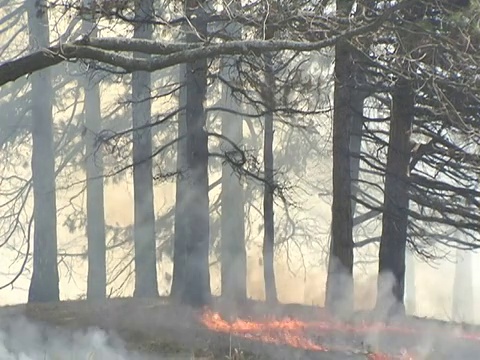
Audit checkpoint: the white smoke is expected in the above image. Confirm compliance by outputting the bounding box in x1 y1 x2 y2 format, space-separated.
0 314 153 360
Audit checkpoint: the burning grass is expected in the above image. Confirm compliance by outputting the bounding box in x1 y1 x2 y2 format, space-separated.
199 309 415 359
1 298 480 359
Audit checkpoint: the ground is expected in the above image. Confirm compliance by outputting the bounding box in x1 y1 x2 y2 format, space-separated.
1 297 480 359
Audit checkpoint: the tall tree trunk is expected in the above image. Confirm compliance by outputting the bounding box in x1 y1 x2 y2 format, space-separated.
452 245 473 322
325 1 355 316
220 40 247 302
132 0 158 298
179 1 211 306
263 51 277 304
171 64 188 300
82 5 107 301
27 0 60 302
376 77 414 317
404 249 416 314
349 60 366 218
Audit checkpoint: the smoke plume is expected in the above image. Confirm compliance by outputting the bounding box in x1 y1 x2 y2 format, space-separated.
0 314 152 360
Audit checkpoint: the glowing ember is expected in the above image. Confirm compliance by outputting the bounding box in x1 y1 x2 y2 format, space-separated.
199 309 416 359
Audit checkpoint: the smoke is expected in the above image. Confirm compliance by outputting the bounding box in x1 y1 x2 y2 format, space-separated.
0 314 153 360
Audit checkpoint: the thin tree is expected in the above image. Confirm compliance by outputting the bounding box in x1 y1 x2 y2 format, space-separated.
132 0 158 297
218 1 247 303
27 0 60 302
405 249 416 314
349 44 368 233
81 2 107 300
325 0 355 317
220 20 247 302
452 234 474 322
348 3 371 220
171 63 188 300
262 20 278 304
177 0 211 306
349 71 366 219
376 76 414 317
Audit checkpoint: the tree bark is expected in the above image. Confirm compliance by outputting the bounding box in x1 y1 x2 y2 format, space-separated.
171 64 188 300
27 0 60 303
179 1 211 307
263 50 277 304
325 1 355 315
132 0 158 298
404 249 416 314
452 243 473 322
349 57 366 218
376 77 414 317
82 5 107 301
220 26 247 303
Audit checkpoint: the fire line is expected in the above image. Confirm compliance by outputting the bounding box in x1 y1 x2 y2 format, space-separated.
198 309 416 359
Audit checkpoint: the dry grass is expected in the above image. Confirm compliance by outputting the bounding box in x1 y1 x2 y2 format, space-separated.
1 297 480 359
0 298 275 360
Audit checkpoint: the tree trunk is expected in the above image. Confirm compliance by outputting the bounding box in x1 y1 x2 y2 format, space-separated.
27 0 60 303
452 245 473 322
82 6 107 301
263 51 277 304
171 64 188 300
325 5 355 314
179 1 211 307
404 249 416 314
376 77 414 317
349 60 366 218
132 0 158 298
220 37 247 303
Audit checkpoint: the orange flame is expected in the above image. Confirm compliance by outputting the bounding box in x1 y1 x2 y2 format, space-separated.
200 310 326 351
199 309 416 359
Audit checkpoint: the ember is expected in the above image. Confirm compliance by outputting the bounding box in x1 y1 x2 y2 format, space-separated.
199 309 416 359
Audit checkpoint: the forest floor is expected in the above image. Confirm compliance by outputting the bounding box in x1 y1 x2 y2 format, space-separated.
1 297 480 359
